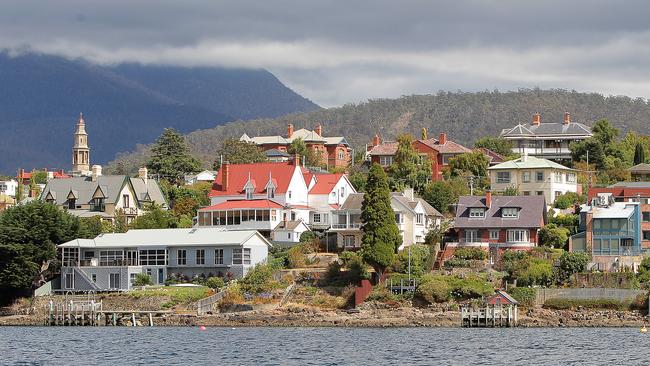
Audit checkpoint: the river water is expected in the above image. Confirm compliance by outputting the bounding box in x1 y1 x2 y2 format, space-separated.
1 326 647 365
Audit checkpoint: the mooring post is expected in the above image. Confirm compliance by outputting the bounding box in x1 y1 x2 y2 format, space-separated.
149 313 154 327
131 313 136 327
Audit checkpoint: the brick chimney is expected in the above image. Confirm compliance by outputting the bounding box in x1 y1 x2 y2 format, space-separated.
138 166 148 184
485 191 492 208
221 162 230 191
372 134 381 147
287 123 294 138
438 132 447 145
563 112 571 125
532 113 541 126
315 124 322 136
292 154 301 166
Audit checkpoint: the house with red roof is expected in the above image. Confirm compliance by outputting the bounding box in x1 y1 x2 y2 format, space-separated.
306 173 356 230
367 131 472 181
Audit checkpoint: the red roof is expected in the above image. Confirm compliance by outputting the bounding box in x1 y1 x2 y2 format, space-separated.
420 138 472 154
17 172 32 179
199 199 284 210
309 173 345 194
209 161 301 197
52 171 70 179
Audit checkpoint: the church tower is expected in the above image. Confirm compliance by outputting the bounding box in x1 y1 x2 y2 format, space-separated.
72 112 90 174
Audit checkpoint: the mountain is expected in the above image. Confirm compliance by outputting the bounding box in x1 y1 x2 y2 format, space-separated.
0 52 319 174
107 88 650 173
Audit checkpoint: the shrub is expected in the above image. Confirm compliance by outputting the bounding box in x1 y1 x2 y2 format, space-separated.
558 252 589 282
417 277 451 303
133 273 153 286
516 258 554 287
392 244 430 277
543 298 625 310
553 192 583 209
539 224 570 248
240 264 274 294
337 251 370 283
287 243 316 268
366 286 396 303
508 287 537 307
205 277 225 289
444 258 471 268
417 274 494 303
453 247 486 260
219 282 244 308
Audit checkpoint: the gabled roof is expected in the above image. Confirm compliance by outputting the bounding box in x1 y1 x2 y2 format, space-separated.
274 220 310 231
324 136 350 146
209 161 304 197
242 128 348 146
368 141 398 156
454 195 547 229
500 122 592 138
476 148 506 165
309 173 347 194
419 138 472 154
488 156 573 171
291 128 326 142
629 163 650 173
336 191 442 217
199 199 284 210
265 149 291 158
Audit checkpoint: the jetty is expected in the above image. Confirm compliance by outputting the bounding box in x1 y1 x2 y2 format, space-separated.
461 304 518 327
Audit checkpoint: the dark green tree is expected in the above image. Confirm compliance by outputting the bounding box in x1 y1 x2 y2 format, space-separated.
360 163 401 279
634 142 646 165
0 201 80 300
558 252 589 283
288 138 322 167
147 128 202 185
422 177 469 214
592 119 619 146
131 204 178 229
78 216 104 239
538 223 570 248
447 151 489 178
570 138 606 169
387 134 432 193
213 138 267 169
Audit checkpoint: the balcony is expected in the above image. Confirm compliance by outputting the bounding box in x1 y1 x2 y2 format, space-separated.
122 207 138 215
331 223 362 230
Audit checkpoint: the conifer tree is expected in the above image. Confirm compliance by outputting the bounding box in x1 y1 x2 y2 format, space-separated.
147 128 202 185
361 163 401 279
634 142 646 165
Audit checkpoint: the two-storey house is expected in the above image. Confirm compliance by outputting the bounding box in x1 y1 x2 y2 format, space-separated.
500 112 592 162
488 155 579 204
58 228 271 291
331 188 442 251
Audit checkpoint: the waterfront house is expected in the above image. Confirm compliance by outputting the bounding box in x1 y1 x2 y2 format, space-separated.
570 196 644 271
500 112 592 162
487 155 578 204
331 188 443 250
240 124 352 168
40 166 167 224
446 193 547 264
58 228 271 291
367 132 472 181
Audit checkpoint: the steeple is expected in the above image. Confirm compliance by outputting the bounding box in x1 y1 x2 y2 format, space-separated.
72 112 90 174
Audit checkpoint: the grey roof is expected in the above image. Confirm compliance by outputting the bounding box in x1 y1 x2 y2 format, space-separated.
501 122 592 138
339 193 365 210
609 181 650 188
337 192 442 217
454 195 547 229
629 163 650 173
265 149 291 158
273 220 309 231
41 175 166 207
59 228 271 248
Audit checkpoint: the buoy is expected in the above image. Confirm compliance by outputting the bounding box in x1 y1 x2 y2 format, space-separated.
641 326 647 334
199 326 207 331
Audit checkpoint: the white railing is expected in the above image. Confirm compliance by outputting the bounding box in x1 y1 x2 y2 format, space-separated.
331 223 362 230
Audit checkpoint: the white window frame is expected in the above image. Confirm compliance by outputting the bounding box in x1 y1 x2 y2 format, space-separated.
267 187 275 199
489 230 499 240
344 235 356 247
246 187 254 200
507 229 529 243
177 250 187 266
502 207 518 218
379 156 393 166
522 171 531 183
214 249 224 265
65 272 75 289
536 171 544 182
109 273 120 289
313 213 321 223
233 248 251 265
496 172 511 184
566 172 576 183
338 149 344 160
554 171 563 183
196 249 205 265
416 213 424 225
465 230 479 243
469 208 485 218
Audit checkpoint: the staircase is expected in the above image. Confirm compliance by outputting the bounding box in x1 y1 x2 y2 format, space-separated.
433 250 445 270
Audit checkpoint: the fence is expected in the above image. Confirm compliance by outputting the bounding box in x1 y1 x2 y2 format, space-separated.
534 288 646 306
196 289 227 315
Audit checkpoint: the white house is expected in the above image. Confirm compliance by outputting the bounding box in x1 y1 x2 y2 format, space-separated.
185 170 217 185
0 179 18 197
488 155 579 204
307 173 356 230
58 228 271 292
271 220 311 245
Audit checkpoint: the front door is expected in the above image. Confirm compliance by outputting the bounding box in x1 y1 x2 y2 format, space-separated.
158 268 164 285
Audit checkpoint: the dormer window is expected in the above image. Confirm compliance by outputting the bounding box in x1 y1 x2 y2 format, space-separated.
502 207 519 218
469 208 485 218
67 199 76 210
246 187 254 200
268 187 275 199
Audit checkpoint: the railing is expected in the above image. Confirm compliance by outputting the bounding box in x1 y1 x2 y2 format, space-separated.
592 247 643 256
90 204 105 212
122 207 137 215
331 223 362 229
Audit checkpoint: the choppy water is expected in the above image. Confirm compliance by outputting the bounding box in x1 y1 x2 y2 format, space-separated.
1 326 648 365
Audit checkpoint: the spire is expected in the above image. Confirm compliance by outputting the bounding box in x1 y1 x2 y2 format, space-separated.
72 112 90 174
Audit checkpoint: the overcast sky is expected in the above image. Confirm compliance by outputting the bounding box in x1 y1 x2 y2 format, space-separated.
2 0 650 107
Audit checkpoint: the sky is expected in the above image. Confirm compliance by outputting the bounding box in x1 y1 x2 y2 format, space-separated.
2 0 650 107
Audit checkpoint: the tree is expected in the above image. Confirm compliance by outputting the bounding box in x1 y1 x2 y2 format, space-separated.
474 137 517 158
387 134 432 193
213 139 267 169
78 216 104 239
147 128 202 185
538 223 570 249
348 172 367 192
553 192 582 209
447 151 489 178
502 185 519 196
634 142 646 165
133 273 153 286
592 119 619 147
31 170 48 185
0 201 80 300
570 138 606 169
131 204 178 229
288 138 322 167
422 177 469 214
360 164 401 278
558 252 589 283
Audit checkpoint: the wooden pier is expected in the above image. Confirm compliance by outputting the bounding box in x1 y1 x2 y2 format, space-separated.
46 300 171 327
461 304 518 327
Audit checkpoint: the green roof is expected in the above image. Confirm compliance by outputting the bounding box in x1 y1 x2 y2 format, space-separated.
487 156 573 171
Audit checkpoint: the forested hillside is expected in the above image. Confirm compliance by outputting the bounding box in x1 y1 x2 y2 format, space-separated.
107 89 650 172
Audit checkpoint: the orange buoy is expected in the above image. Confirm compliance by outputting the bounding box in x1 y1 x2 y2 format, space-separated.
199 326 207 331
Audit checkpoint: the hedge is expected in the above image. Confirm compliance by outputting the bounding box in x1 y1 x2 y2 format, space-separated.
508 287 537 307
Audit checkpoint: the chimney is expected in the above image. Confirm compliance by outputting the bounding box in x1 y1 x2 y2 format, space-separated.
532 113 541 126
138 166 148 184
18 168 24 180
292 154 301 166
221 162 229 191
404 187 415 201
315 123 322 136
91 165 102 182
287 123 294 138
563 112 571 125
421 127 427 140
485 191 492 208
372 134 381 147
438 132 447 145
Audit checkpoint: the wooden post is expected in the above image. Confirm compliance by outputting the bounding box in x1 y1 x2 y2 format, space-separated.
131 313 136 327
149 313 154 327
112 313 117 326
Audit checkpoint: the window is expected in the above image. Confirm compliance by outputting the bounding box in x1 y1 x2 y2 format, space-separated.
123 194 130 208
91 198 105 212
554 191 562 200
536 171 544 182
465 230 479 243
199 211 211 226
644 231 650 241
291 211 296 221
109 273 120 289
523 191 530 196
99 250 123 266
139 250 167 265
344 235 356 247
536 191 544 196
313 213 321 223
643 212 650 222
554 172 563 183
196 249 205 265
68 199 76 210
233 248 251 265
469 208 485 218
246 187 254 200
177 250 187 266
65 273 74 289
129 273 135 285
502 208 518 218
288 190 292 199
340 187 345 198
522 171 531 183
442 154 453 164
507 229 529 243
416 213 424 225
91 274 97 283
338 149 344 160
379 156 393 166
287 233 291 239
395 213 403 223
496 172 511 184
268 187 275 199
215 249 224 265
566 173 576 183
489 230 499 240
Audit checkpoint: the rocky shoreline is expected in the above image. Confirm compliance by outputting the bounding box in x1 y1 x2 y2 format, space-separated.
1 306 647 328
